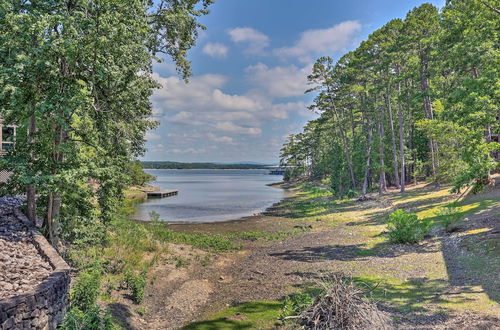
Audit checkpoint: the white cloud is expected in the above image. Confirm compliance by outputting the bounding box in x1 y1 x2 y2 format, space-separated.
246 63 312 98
145 131 161 141
148 70 315 161
228 27 270 54
170 148 207 154
151 73 299 128
215 122 262 136
208 133 237 144
202 42 229 59
275 21 362 61
212 89 262 111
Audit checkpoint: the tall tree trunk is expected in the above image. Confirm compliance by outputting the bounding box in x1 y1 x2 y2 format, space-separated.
46 193 54 244
419 58 438 180
26 114 37 223
378 99 387 194
385 89 400 189
405 80 416 185
332 105 357 190
397 77 406 193
47 126 67 244
362 125 374 199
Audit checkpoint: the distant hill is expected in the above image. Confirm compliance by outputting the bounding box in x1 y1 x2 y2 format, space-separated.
141 161 271 169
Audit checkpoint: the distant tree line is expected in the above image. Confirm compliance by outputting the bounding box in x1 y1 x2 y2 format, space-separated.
142 161 269 170
280 0 499 198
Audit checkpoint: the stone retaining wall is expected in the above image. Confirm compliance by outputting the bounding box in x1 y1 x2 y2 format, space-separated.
0 210 71 330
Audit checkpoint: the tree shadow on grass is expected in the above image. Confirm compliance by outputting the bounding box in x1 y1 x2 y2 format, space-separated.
182 301 282 330
269 240 439 263
441 216 500 304
108 303 134 330
355 276 486 314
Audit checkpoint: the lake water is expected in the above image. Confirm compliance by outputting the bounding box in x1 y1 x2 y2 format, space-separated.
133 169 285 223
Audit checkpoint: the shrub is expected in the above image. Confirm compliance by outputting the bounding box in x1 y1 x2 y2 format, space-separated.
124 270 147 304
435 203 462 232
344 189 358 198
71 268 101 312
61 306 116 330
281 293 314 318
387 209 432 244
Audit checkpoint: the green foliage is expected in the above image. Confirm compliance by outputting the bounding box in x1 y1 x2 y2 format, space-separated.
59 217 107 248
172 256 191 268
387 209 432 244
280 293 314 318
279 1 499 194
71 268 102 312
124 160 155 186
0 0 213 241
435 203 462 232
124 270 147 304
136 307 146 317
152 229 237 252
61 306 116 330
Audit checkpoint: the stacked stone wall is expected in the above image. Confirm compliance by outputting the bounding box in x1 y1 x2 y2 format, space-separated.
0 210 70 330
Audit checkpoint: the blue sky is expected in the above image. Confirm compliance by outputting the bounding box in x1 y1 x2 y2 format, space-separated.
144 0 445 163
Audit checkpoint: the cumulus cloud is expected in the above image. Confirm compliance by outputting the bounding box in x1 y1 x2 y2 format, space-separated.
215 122 262 136
208 133 237 144
151 72 308 145
228 27 270 54
202 42 229 58
170 148 207 154
274 21 362 61
246 63 312 98
145 131 161 141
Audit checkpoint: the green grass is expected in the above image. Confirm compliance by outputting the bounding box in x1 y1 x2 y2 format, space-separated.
231 226 311 242
183 301 284 329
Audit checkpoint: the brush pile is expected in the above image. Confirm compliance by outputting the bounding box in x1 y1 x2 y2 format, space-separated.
299 273 391 330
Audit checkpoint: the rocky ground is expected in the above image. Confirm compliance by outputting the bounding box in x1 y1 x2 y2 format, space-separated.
0 197 53 299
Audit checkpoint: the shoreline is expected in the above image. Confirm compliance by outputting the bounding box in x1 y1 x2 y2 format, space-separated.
131 181 293 227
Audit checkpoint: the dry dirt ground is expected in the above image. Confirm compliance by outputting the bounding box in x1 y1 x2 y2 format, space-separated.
108 180 500 329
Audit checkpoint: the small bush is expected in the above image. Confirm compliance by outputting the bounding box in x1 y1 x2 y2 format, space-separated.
61 306 116 330
71 268 101 312
435 203 462 232
387 209 432 244
281 293 314 318
136 307 146 316
344 189 358 198
124 270 147 304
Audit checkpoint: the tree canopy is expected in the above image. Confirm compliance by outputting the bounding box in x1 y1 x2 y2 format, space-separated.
0 0 212 240
280 0 499 197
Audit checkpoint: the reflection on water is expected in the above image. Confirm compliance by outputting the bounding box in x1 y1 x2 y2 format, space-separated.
133 169 284 223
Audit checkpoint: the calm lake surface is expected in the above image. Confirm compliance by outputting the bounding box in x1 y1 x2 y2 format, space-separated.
133 169 285 223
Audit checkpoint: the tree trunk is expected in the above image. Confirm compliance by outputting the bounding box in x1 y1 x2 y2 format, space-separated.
362 125 374 199
46 193 54 244
26 115 37 223
47 127 67 243
419 58 438 180
378 100 387 194
385 90 400 189
397 77 406 193
332 105 357 190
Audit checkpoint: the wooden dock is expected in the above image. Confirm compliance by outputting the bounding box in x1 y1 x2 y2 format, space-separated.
146 190 178 198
